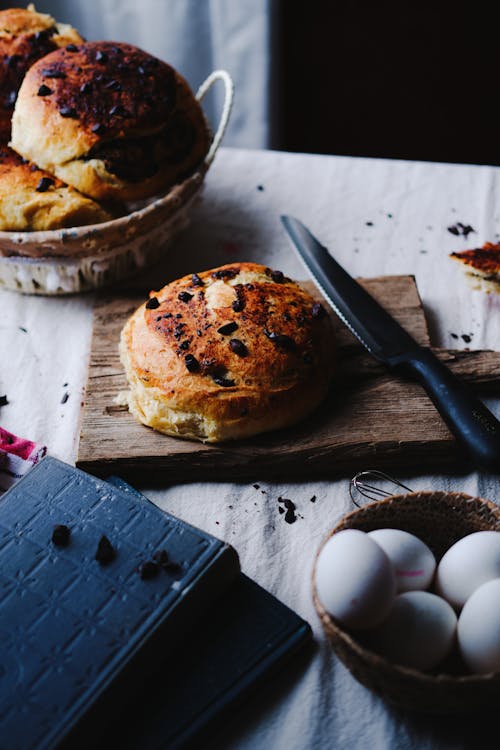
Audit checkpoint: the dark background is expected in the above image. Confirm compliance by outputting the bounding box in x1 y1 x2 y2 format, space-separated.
276 2 498 165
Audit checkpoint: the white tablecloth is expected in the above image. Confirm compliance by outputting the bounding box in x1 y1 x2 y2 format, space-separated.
1 147 500 749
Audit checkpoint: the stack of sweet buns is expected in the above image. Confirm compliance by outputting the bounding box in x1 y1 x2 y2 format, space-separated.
0 6 210 231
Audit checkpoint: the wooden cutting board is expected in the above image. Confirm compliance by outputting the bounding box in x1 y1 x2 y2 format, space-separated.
77 276 500 481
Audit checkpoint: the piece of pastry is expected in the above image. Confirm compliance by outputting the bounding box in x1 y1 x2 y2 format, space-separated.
0 5 82 139
450 242 500 293
10 40 211 201
0 143 112 231
119 262 335 443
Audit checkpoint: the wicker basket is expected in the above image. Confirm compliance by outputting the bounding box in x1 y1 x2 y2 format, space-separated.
312 491 500 714
0 70 233 295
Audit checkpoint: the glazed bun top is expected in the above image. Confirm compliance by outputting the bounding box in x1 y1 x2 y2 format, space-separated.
10 40 211 201
0 6 82 138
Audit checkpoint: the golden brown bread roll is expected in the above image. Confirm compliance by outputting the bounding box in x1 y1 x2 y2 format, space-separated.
0 5 82 139
450 242 500 293
119 262 335 443
10 40 211 201
0 143 112 231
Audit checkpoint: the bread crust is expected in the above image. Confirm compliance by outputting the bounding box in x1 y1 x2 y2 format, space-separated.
120 262 335 442
0 7 82 139
0 143 111 231
11 41 211 201
450 242 500 293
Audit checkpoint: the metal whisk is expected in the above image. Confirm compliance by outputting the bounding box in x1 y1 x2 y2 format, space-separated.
349 470 414 508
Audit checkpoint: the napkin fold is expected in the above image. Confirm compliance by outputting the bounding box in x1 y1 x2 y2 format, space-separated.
0 426 47 493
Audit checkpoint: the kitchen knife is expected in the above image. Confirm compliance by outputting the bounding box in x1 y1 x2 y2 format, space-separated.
281 215 500 473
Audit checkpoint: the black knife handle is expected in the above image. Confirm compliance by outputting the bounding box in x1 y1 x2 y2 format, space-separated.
394 348 500 473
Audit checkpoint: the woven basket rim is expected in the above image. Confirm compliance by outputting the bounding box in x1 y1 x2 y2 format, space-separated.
312 489 500 686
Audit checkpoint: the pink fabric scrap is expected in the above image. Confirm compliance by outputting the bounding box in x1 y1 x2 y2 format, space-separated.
0 426 47 493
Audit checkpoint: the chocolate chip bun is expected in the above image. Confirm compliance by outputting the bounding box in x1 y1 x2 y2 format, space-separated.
0 6 82 139
119 262 335 443
0 144 112 231
10 41 211 201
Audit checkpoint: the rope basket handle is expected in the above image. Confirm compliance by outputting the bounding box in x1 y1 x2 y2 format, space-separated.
196 69 234 167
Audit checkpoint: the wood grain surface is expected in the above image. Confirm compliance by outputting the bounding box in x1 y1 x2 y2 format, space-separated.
77 276 500 481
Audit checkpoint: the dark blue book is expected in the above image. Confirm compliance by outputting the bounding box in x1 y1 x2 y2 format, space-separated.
0 458 239 750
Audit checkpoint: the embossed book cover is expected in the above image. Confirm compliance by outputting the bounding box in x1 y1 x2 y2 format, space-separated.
0 458 239 750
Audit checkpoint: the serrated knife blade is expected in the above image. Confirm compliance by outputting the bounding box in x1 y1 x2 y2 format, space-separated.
281 215 500 473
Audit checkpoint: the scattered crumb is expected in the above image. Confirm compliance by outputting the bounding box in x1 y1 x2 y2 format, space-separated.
0 395 8 407
19 326 27 333
310 495 317 503
447 222 475 238
365 221 374 226
61 392 69 404
257 184 264 192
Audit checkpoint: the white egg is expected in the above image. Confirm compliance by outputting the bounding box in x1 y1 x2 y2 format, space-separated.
435 531 500 610
458 578 500 674
368 528 436 592
368 591 457 671
315 528 396 629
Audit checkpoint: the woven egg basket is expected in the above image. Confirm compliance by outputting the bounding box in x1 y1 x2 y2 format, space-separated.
312 490 500 714
0 70 233 295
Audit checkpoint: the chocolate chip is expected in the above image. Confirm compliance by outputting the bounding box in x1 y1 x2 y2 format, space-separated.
42 68 66 78
139 561 159 580
212 375 235 387
80 82 92 94
109 103 130 117
179 340 190 350
95 50 108 63
145 296 160 309
105 79 122 91
232 285 245 312
52 524 71 547
191 273 204 287
211 268 239 279
264 329 295 350
217 322 238 335
35 177 54 192
37 85 52 96
91 123 105 134
163 312 172 319
229 338 248 356
270 269 284 283
66 44 78 52
59 106 78 118
312 302 326 319
184 354 199 372
178 291 193 303
95 535 116 565
6 54 21 68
